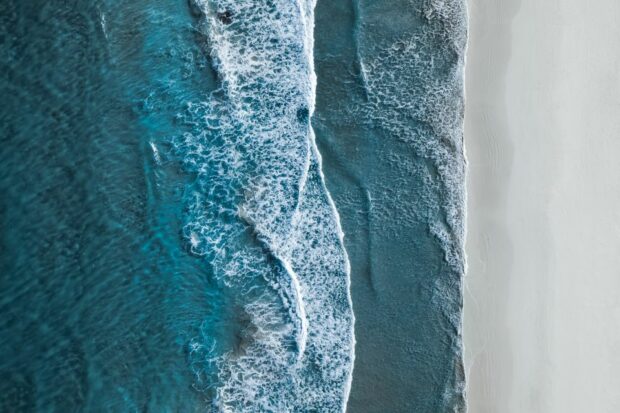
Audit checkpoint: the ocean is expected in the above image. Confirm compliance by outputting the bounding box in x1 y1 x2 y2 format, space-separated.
0 1 466 412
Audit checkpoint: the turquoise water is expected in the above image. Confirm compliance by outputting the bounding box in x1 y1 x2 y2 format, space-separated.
0 0 466 412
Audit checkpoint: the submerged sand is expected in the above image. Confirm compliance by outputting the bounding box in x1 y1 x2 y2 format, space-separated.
464 0 620 412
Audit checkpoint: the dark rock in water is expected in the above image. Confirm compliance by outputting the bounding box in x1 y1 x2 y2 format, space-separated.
296 106 309 123
187 0 203 18
217 10 233 25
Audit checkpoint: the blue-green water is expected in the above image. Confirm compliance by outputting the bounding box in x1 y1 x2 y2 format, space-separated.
314 1 467 411
0 0 466 412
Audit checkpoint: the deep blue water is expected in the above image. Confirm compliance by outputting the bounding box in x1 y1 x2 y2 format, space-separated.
0 0 466 412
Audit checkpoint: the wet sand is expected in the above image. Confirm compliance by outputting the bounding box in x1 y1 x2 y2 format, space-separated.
464 0 620 412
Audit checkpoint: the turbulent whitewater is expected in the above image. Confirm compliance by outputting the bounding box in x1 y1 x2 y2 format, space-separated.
175 1 355 411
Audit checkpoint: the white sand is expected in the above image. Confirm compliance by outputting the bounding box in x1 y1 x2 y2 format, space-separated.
463 0 620 412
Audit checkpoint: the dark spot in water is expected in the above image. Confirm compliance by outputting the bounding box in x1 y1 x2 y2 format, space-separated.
217 10 233 25
0 371 35 411
296 106 309 123
187 0 203 18
232 308 257 356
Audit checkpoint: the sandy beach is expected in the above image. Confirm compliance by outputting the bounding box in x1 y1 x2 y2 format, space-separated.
464 0 620 412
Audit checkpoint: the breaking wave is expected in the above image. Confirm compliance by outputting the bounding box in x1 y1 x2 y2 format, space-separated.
171 1 355 411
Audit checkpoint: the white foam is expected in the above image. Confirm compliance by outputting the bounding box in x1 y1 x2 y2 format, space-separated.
177 1 355 411
280 256 308 360
149 141 161 164
100 11 108 39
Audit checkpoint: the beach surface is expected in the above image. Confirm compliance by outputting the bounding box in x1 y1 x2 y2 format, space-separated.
464 0 620 412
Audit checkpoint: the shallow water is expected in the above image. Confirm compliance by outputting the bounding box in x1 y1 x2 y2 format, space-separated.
313 0 467 411
0 0 465 411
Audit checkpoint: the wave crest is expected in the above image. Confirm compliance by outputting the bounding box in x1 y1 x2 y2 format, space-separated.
174 1 355 411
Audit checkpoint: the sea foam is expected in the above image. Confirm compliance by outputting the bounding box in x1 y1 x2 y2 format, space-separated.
175 1 355 411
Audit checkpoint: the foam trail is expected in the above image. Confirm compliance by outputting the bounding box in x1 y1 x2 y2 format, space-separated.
281 256 308 360
176 1 355 411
